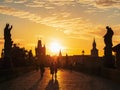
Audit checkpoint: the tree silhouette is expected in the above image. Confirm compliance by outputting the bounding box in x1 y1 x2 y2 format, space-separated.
11 44 28 67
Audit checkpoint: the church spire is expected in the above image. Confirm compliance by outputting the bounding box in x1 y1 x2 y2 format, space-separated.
59 49 62 57
93 38 96 49
91 38 98 57
38 40 42 48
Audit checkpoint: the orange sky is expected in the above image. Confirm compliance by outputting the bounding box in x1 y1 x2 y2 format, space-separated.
0 0 120 56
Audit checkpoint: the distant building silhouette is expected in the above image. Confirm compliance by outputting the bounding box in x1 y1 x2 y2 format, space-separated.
59 50 62 57
91 38 98 57
50 39 102 71
35 40 46 57
35 40 46 64
82 50 85 55
58 50 62 67
58 39 101 67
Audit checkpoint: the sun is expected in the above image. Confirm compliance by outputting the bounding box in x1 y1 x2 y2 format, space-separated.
50 42 62 54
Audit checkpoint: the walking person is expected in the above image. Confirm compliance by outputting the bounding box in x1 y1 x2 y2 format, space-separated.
54 62 58 79
50 62 54 79
50 62 58 79
39 63 45 79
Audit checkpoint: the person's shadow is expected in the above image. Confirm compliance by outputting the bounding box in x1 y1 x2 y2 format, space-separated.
29 78 42 90
45 79 59 90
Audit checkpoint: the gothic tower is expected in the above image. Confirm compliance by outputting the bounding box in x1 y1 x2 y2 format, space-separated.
35 40 46 64
91 38 98 57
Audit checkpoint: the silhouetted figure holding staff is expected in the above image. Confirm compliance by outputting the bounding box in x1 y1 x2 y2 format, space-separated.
104 26 115 68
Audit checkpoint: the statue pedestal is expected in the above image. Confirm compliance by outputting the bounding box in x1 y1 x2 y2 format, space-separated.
104 46 115 68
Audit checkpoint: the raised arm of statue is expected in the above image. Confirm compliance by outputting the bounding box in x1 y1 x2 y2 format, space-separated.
106 26 114 36
4 24 12 37
9 25 12 31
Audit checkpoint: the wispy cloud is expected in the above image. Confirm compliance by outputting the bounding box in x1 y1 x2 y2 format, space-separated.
0 5 83 38
25 0 75 9
4 0 27 3
0 5 42 23
14 0 27 3
25 1 45 8
108 10 120 18
94 0 120 9
79 0 120 9
1 1 120 42
4 0 13 3
3 0 120 9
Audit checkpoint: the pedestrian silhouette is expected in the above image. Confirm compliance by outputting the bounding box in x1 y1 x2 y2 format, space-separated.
39 63 45 79
50 62 58 79
50 62 54 79
54 62 58 79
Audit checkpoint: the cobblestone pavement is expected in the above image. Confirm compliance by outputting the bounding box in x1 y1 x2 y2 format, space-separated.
0 68 120 90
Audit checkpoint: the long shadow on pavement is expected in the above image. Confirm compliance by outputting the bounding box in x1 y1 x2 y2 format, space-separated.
45 79 59 90
29 78 42 90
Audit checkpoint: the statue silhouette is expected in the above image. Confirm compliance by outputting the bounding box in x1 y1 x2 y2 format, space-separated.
103 26 115 68
4 24 13 68
104 26 113 47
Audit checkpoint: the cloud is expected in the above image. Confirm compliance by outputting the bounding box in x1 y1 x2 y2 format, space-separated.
108 10 120 18
79 0 120 9
0 5 85 39
4 0 13 3
25 0 75 9
94 0 120 9
14 0 27 3
0 5 107 40
48 0 75 6
4 0 27 3
0 4 120 42
3 0 120 9
25 1 45 8
0 5 42 23
40 15 107 40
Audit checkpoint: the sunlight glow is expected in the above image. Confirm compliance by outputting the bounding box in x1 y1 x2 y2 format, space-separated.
50 42 62 54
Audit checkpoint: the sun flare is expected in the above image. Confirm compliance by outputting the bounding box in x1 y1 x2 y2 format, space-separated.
50 42 62 54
